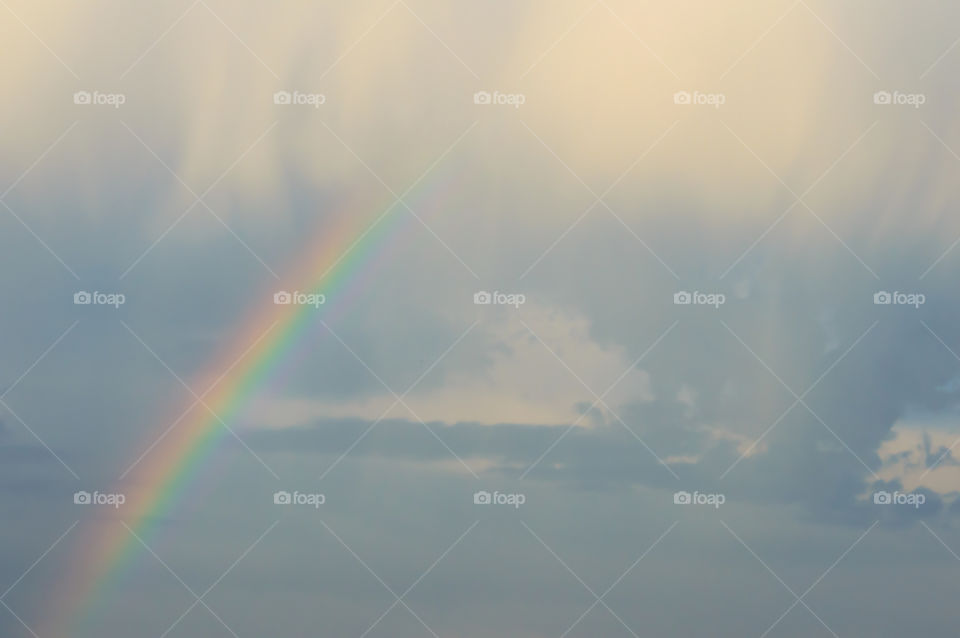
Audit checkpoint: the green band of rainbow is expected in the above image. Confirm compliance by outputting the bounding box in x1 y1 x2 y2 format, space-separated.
44 168 458 635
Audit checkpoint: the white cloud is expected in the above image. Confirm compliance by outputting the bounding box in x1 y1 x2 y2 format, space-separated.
242 302 653 429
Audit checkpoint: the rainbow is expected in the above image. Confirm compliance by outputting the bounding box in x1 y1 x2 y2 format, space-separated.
44 167 459 635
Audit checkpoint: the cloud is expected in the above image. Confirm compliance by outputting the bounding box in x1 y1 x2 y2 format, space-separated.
4 2 960 636
242 301 654 429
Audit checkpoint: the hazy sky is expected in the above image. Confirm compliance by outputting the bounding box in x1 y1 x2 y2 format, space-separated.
2 1 960 636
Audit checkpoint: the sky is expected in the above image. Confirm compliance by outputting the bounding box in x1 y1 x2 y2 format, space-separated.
2 0 960 636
